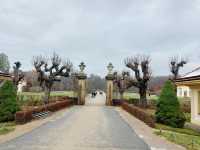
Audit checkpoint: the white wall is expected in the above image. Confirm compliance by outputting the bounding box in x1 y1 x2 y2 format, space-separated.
191 89 200 125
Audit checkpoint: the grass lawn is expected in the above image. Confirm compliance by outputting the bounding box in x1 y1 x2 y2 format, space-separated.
114 92 158 100
17 91 77 107
155 123 200 150
0 122 15 135
21 91 76 97
155 130 200 150
155 123 200 136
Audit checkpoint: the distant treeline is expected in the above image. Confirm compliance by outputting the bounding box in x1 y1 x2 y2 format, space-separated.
23 71 168 94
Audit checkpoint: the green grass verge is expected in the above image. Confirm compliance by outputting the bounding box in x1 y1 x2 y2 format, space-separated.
155 130 200 150
114 92 158 100
17 91 77 107
0 122 15 135
21 91 76 97
155 123 200 136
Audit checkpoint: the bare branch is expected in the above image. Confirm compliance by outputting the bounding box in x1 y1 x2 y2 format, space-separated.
32 53 73 104
125 56 141 81
124 54 151 107
13 61 24 87
169 56 187 80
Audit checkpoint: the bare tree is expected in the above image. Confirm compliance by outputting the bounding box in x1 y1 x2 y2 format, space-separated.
33 53 72 104
113 71 131 100
125 55 151 107
170 56 187 81
13 61 24 87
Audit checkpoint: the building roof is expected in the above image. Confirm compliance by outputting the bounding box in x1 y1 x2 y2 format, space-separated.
183 67 200 78
176 66 200 82
0 72 12 80
0 72 11 77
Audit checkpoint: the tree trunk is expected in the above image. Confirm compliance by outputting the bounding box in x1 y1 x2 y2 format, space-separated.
44 86 51 104
139 87 147 108
120 91 124 100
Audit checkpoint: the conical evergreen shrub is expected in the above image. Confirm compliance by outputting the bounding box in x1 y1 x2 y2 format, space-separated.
155 80 186 128
0 81 20 122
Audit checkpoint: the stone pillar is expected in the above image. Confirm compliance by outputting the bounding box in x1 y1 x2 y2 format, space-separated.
105 63 114 106
77 74 87 105
77 62 87 105
106 75 114 106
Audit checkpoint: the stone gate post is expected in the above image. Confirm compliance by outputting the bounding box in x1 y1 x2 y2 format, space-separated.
77 62 87 105
105 63 114 106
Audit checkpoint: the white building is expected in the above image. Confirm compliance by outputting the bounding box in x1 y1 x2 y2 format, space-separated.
17 80 27 93
176 67 200 126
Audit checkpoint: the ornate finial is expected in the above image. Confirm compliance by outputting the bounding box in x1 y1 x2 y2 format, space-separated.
107 63 114 75
79 62 86 74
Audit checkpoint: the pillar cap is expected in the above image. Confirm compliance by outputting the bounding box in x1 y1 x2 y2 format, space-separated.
105 74 114 80
77 73 87 79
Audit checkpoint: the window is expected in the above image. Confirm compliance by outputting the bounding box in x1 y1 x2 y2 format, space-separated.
178 88 182 97
184 91 187 97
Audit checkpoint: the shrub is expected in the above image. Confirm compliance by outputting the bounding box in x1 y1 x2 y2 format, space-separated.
155 80 186 128
128 98 138 104
0 81 20 122
180 100 191 113
112 99 124 106
15 99 74 124
15 110 32 124
28 95 43 106
28 86 43 92
122 102 155 128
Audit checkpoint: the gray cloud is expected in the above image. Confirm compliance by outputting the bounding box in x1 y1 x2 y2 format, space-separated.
0 0 200 76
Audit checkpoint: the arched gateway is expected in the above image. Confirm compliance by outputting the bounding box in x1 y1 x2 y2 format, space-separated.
76 62 114 106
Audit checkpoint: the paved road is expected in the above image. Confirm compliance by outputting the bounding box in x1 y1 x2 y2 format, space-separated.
0 99 150 150
85 93 106 106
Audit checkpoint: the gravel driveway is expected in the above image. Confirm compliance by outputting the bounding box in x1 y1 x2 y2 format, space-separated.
0 105 150 150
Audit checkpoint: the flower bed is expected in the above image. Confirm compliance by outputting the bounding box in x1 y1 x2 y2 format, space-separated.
15 98 74 124
121 102 155 128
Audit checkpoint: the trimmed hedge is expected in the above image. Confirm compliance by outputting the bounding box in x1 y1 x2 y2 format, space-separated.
113 98 156 109
15 110 32 124
112 99 124 106
15 99 74 124
121 102 155 128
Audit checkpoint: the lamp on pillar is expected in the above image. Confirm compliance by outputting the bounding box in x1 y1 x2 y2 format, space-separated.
79 62 86 74
107 62 114 75
105 63 114 106
77 62 87 105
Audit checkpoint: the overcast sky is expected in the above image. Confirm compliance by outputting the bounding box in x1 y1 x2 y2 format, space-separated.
0 0 200 76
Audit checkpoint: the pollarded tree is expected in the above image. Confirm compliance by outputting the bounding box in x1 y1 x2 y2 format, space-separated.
13 62 24 87
33 53 72 104
170 56 187 81
124 55 151 107
113 71 131 100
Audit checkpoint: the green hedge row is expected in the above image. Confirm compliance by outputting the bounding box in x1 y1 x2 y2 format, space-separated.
15 99 74 124
121 102 155 128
